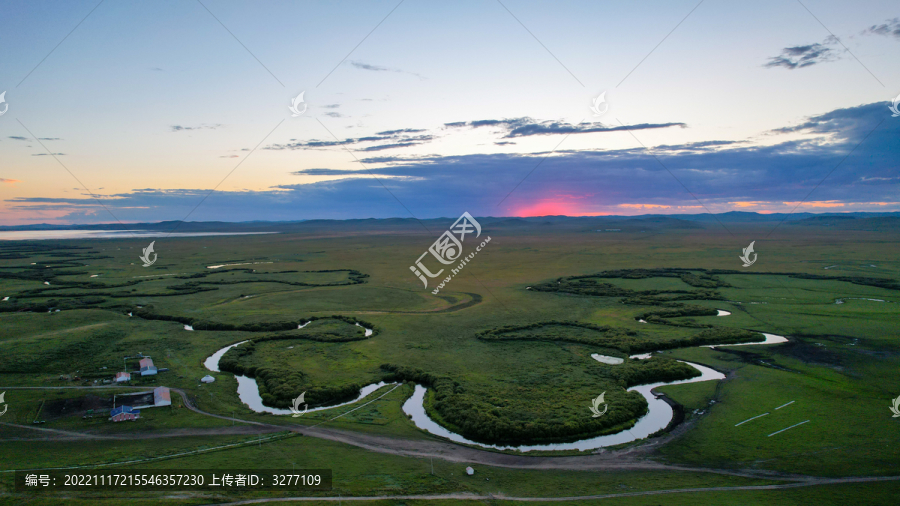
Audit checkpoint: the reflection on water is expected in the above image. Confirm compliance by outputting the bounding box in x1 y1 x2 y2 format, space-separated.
203 340 249 372
0 230 279 241
702 333 787 348
207 261 274 269
235 377 395 415
591 354 624 365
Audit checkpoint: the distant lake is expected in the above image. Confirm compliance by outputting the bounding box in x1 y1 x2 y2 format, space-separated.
0 230 279 241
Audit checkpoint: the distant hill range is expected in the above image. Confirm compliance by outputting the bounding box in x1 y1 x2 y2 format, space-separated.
2 212 898 233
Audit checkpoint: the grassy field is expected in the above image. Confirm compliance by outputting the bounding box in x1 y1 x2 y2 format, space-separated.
1 221 898 503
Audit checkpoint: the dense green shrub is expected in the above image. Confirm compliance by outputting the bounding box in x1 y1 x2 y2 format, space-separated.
215 318 377 408
379 363 683 445
477 321 763 354
218 340 369 408
132 309 378 335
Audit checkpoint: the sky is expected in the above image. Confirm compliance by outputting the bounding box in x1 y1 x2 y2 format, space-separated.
1 0 899 225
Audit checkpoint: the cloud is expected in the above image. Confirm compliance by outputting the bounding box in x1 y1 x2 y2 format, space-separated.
350 61 391 72
219 154 240 158
767 18 900 70
376 128 426 136
764 39 837 69
7 135 60 144
619 203 702 210
858 176 900 184
861 18 900 39
780 200 844 208
445 117 686 138
265 129 435 152
31 153 65 156
358 141 427 152
323 104 341 109
349 60 425 79
292 168 387 176
0 178 21 185
171 124 222 132
768 102 887 142
8 102 898 222
652 140 745 153
323 112 343 118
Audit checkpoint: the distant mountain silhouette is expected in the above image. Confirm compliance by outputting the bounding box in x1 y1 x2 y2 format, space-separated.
2 211 897 232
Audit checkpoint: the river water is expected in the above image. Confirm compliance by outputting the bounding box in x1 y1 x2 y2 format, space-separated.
0 230 279 241
400 333 787 451
204 327 787 452
203 327 384 415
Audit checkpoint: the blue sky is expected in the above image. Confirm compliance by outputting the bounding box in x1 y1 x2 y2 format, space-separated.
1 0 899 224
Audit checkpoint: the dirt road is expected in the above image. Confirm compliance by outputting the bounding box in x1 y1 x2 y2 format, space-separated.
199 476 900 504
0 385 883 484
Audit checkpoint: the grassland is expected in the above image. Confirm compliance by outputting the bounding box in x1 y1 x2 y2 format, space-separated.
1 220 898 504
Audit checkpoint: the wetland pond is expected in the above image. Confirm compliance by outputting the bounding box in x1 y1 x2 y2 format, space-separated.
591 354 624 365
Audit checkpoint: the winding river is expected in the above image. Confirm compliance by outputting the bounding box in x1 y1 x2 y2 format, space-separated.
401 360 725 452
203 324 788 452
203 326 387 415
401 332 789 452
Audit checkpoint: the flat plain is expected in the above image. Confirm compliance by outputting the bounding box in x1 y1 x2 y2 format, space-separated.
1 217 898 504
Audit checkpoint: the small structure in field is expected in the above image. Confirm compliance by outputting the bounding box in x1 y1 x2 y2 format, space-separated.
466 467 474 476
139 358 157 376
114 372 131 383
153 387 171 407
201 375 215 383
109 405 140 422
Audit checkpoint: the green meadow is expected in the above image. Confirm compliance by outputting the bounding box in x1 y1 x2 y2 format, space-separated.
0 219 898 504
